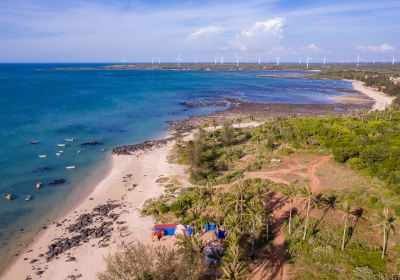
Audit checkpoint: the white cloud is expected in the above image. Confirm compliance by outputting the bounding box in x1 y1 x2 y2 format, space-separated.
187 26 221 39
355 44 395 53
241 17 285 37
307 43 321 51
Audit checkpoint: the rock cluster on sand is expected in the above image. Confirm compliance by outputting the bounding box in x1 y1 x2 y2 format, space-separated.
112 138 172 155
45 202 120 260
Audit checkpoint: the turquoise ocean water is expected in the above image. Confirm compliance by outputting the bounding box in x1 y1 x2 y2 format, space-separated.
0 64 352 269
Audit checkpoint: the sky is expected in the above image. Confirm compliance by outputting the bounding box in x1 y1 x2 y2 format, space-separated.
0 0 399 63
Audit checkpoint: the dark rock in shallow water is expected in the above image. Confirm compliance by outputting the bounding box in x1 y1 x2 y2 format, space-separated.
48 179 66 185
33 166 53 173
80 141 101 146
112 138 172 155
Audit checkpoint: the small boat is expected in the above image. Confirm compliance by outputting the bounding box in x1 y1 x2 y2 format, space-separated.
38 154 47 158
56 152 62 157
66 166 76 170
30 140 39 145
65 138 74 142
101 149 106 152
57 144 66 147
35 182 42 190
76 150 81 154
4 193 14 200
58 150 64 153
25 195 32 201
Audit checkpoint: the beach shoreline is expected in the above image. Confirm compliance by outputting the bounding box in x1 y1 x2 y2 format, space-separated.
1 77 392 280
349 79 395 110
1 133 186 280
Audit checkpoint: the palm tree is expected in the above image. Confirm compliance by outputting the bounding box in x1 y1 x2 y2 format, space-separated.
245 200 265 256
299 184 317 240
340 200 351 251
225 212 245 235
249 181 269 208
221 233 249 280
375 207 396 259
281 184 297 235
226 182 249 219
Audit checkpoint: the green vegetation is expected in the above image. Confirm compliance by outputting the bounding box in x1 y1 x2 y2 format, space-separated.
103 112 400 279
313 70 400 107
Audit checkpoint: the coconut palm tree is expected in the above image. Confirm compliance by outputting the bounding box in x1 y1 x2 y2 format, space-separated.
221 233 249 280
245 200 265 256
226 182 249 219
340 200 352 251
248 181 269 208
299 184 317 240
281 184 297 235
375 207 396 259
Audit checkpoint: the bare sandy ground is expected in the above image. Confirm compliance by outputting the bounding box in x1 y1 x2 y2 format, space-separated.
350 80 395 110
1 140 186 280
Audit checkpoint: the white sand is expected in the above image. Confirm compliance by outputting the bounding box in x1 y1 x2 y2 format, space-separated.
1 140 187 280
351 80 395 111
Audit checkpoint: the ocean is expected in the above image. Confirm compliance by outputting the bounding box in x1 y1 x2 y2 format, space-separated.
0 64 352 269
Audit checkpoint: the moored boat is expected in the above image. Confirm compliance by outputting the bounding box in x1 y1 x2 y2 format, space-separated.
56 152 62 157
35 182 42 190
57 144 66 147
38 154 47 158
66 166 76 170
65 138 74 142
30 140 39 145
4 193 14 200
25 195 32 201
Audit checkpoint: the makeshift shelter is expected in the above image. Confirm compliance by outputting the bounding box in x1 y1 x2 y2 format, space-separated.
153 224 176 236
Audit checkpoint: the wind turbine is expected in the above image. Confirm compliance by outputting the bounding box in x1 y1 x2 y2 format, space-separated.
357 54 360 68
235 53 239 67
323 56 326 66
298 57 301 65
214 57 218 65
158 57 161 65
220 56 224 65
258 56 261 65
392 57 396 65
175 53 182 67
276 56 280 66
306 55 312 69
151 57 154 65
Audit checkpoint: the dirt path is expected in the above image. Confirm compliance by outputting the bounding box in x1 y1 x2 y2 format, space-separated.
246 155 331 280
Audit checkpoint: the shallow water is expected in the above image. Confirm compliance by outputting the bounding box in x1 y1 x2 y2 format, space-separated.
0 64 352 268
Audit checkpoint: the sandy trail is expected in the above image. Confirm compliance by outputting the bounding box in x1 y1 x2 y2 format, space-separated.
246 155 331 280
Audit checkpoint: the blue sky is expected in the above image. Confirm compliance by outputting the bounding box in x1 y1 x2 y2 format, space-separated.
0 0 399 63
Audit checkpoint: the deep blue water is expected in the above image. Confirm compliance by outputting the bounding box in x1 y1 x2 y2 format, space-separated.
0 64 352 267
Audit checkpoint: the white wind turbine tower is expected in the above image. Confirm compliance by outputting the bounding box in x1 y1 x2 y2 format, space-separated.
158 57 161 65
323 56 326 66
175 53 182 67
276 56 280 66
220 56 224 65
306 55 312 69
151 57 154 65
258 56 261 65
357 54 360 68
214 57 218 65
392 57 396 65
298 57 301 65
235 53 240 67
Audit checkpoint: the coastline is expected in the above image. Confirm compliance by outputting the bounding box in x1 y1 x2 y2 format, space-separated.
349 79 395 110
1 136 186 280
1 77 393 280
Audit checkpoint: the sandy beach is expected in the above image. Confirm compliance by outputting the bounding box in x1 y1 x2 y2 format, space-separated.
1 139 187 280
350 80 395 110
